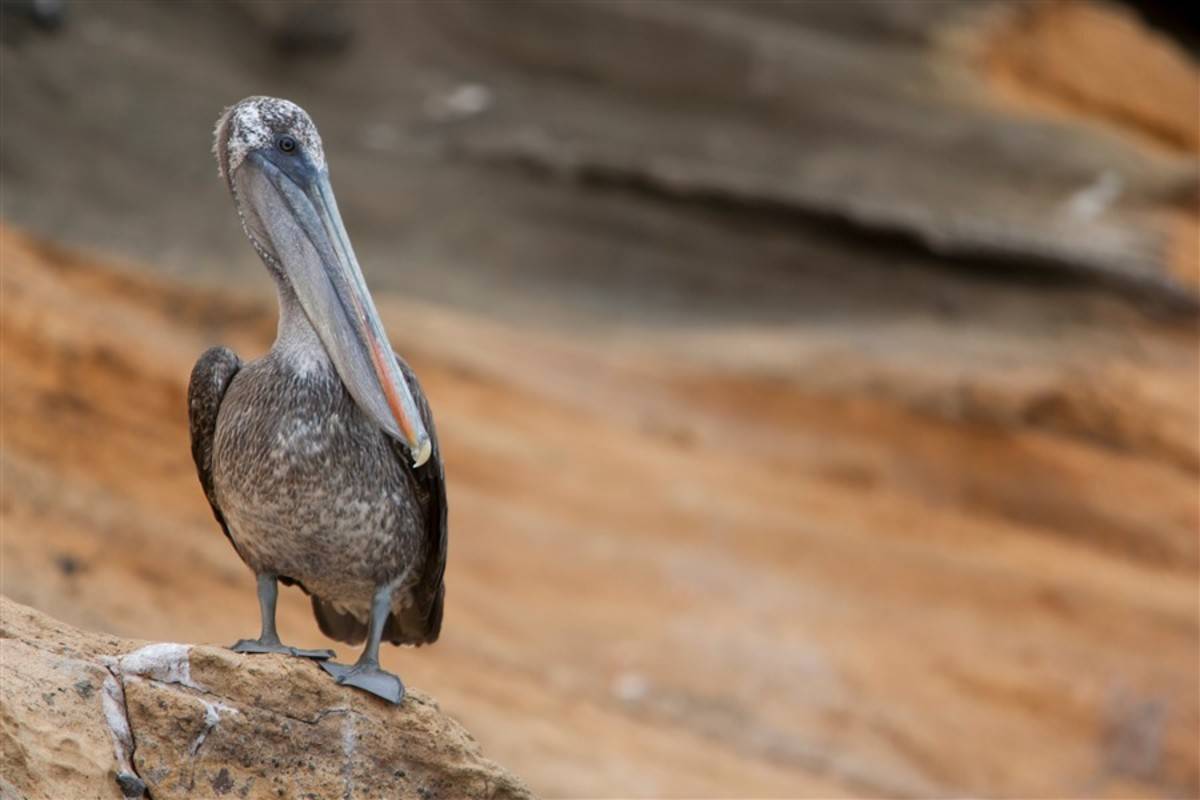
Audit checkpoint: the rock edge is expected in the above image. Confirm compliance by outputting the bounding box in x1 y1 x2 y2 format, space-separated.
0 597 534 800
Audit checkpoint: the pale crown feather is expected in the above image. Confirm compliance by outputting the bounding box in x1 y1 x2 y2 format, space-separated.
213 96 327 183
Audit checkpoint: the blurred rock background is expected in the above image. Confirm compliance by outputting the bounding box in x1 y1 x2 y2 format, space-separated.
1 1 1197 797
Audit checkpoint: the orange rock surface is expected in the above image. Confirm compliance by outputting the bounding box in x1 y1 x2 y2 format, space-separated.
2 224 1196 797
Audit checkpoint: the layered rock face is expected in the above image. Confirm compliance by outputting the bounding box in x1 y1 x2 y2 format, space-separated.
0 598 532 800
0 2 1197 797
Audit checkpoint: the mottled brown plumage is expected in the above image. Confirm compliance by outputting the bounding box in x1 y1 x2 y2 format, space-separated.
187 344 446 646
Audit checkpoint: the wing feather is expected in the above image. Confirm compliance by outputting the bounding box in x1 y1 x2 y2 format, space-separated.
385 354 448 644
187 346 242 555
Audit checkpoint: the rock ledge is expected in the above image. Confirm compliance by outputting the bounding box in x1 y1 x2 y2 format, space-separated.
0 597 533 800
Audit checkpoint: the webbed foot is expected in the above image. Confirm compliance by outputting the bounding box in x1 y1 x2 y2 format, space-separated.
230 639 335 660
289 646 337 659
320 661 406 704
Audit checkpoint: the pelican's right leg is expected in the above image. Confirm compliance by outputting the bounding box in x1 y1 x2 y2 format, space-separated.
319 582 406 704
231 573 335 660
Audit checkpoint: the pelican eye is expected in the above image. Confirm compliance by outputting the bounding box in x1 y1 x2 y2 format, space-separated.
277 135 298 154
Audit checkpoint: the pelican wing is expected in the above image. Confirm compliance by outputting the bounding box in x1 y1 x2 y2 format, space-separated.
387 353 448 644
187 346 243 554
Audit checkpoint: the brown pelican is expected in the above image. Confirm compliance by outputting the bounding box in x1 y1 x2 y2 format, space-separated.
188 97 446 704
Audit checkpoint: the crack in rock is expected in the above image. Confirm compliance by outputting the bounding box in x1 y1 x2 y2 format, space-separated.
100 662 149 799
98 642 202 799
341 711 358 800
189 699 239 758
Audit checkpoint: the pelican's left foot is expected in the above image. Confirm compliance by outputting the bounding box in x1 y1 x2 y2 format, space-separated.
289 646 337 660
320 661 406 704
231 638 335 660
235 576 335 660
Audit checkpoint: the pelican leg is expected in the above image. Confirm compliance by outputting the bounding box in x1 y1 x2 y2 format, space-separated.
231 574 335 660
320 584 405 704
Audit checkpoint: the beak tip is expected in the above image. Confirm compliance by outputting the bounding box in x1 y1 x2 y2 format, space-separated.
412 437 433 468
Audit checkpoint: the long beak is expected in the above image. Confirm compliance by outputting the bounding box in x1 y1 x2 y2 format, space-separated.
242 152 432 466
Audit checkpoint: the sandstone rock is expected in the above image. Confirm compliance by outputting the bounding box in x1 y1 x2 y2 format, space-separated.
0 597 533 800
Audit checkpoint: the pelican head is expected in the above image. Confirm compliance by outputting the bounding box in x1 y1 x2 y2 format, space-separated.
214 96 431 467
